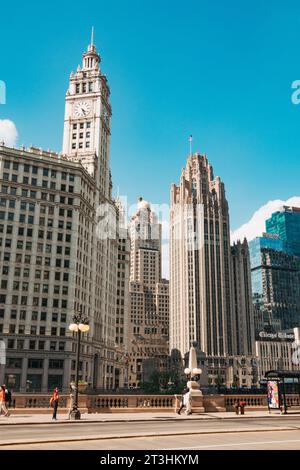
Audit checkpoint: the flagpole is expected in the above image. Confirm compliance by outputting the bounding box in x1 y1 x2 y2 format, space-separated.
189 135 193 156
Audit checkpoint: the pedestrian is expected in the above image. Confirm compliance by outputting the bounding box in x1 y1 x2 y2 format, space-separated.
234 399 240 415
240 400 246 415
50 387 59 421
4 386 12 408
177 386 191 415
0 385 10 417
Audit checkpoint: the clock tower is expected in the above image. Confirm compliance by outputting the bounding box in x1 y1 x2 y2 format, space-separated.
62 30 111 198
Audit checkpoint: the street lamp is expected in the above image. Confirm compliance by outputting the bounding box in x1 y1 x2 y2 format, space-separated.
69 307 90 420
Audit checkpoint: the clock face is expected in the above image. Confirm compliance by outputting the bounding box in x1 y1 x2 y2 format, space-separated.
73 101 91 117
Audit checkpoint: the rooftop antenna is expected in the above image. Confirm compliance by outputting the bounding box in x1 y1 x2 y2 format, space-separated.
189 135 193 156
91 26 94 46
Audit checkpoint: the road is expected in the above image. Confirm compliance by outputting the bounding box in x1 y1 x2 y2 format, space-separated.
1 416 300 449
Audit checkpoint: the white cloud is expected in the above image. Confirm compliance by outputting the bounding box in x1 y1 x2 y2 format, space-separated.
0 119 18 147
231 196 300 243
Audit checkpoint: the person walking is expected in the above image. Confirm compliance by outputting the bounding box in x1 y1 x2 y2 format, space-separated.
50 387 59 421
240 400 246 415
177 386 190 415
0 385 10 417
4 386 12 409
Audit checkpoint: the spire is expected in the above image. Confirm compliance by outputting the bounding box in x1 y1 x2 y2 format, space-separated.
83 27 100 70
91 26 94 47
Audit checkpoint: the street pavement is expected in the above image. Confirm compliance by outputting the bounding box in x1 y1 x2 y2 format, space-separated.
2 429 300 450
0 413 300 449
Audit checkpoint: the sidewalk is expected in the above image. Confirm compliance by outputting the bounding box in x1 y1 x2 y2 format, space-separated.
0 410 298 425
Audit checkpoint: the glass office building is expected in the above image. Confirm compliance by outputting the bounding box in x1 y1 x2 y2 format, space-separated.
249 234 300 335
266 206 300 259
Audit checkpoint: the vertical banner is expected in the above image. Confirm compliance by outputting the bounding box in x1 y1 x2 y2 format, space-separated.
267 380 280 409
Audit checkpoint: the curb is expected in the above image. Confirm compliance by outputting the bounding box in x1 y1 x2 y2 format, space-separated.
0 413 299 426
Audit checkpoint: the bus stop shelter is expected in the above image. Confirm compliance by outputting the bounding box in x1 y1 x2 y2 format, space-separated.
265 370 300 414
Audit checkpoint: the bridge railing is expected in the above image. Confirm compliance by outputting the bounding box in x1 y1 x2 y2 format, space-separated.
6 393 300 413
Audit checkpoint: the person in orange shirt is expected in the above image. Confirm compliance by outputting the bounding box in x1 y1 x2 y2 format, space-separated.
0 385 9 417
50 387 59 421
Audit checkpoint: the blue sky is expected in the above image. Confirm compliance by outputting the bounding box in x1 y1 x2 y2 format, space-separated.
1 0 300 232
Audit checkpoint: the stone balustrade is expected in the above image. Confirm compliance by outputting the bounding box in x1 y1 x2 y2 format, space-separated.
6 393 300 414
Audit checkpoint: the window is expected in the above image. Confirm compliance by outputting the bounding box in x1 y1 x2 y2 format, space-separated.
28 359 43 369
18 325 25 334
49 359 64 369
72 123 77 130
24 164 30 172
32 310 38 321
29 341 36 350
32 166 38 174
30 326 37 335
10 310 17 319
43 168 49 177
20 311 26 320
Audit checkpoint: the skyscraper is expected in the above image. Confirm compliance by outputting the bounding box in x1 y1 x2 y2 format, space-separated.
0 35 118 392
128 198 169 387
231 240 255 356
170 153 234 358
266 206 300 259
249 234 300 334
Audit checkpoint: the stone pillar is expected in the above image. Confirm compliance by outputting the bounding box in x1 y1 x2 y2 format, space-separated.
63 357 72 392
20 357 28 392
42 358 49 393
0 364 5 385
